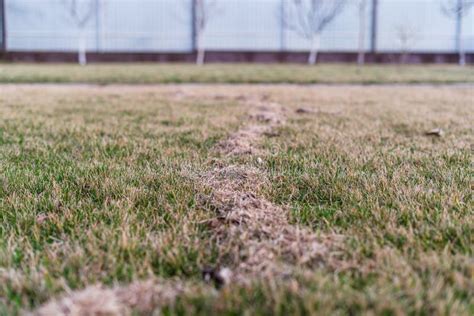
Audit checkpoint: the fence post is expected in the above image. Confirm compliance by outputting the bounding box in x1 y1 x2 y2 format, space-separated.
370 0 378 53
0 0 6 52
191 0 197 53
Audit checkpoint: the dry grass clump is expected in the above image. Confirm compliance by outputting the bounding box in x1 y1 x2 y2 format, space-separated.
35 279 200 316
196 102 342 282
35 286 125 316
197 164 338 280
215 102 285 156
215 125 269 156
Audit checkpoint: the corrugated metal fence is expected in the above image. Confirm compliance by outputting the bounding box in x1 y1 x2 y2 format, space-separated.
1 0 473 53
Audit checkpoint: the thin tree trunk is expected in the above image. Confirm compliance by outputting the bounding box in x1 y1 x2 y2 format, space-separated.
78 33 87 66
455 0 465 66
196 48 205 65
458 14 465 66
400 51 409 64
357 0 367 65
95 0 101 52
308 34 320 65
196 34 205 65
459 44 466 66
280 0 286 51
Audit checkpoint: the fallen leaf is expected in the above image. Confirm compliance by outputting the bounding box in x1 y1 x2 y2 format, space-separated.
296 108 314 114
425 128 444 137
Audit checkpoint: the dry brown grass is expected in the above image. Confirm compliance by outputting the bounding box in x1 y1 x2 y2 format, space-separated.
215 102 285 156
34 279 204 316
197 103 339 281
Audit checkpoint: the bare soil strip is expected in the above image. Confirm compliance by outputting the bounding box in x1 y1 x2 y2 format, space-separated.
33 100 340 315
199 102 341 282
197 165 332 279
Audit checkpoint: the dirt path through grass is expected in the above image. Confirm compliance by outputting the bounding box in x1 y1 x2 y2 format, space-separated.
197 101 338 281
33 94 342 315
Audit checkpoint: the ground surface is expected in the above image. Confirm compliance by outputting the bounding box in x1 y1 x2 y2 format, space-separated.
0 63 473 84
0 82 473 315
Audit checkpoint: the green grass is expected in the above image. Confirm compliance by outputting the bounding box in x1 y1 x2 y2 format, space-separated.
260 86 473 315
0 85 246 314
0 63 473 84
0 84 473 315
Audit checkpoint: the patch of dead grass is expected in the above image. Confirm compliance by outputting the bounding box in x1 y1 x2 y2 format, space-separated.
196 102 343 282
34 279 201 316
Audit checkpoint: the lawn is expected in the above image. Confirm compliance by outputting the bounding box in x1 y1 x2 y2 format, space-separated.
0 63 473 84
0 83 472 315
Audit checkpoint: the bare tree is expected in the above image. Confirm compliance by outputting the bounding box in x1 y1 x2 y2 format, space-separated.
192 0 218 65
62 0 97 65
356 0 368 65
284 0 347 65
441 0 473 66
395 23 418 64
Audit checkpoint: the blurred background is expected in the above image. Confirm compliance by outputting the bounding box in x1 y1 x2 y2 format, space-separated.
1 0 473 63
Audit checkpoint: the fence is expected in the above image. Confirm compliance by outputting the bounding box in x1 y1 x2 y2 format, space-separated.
0 0 5 51
1 0 473 55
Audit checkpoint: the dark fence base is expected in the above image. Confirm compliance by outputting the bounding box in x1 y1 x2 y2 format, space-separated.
1 51 472 64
